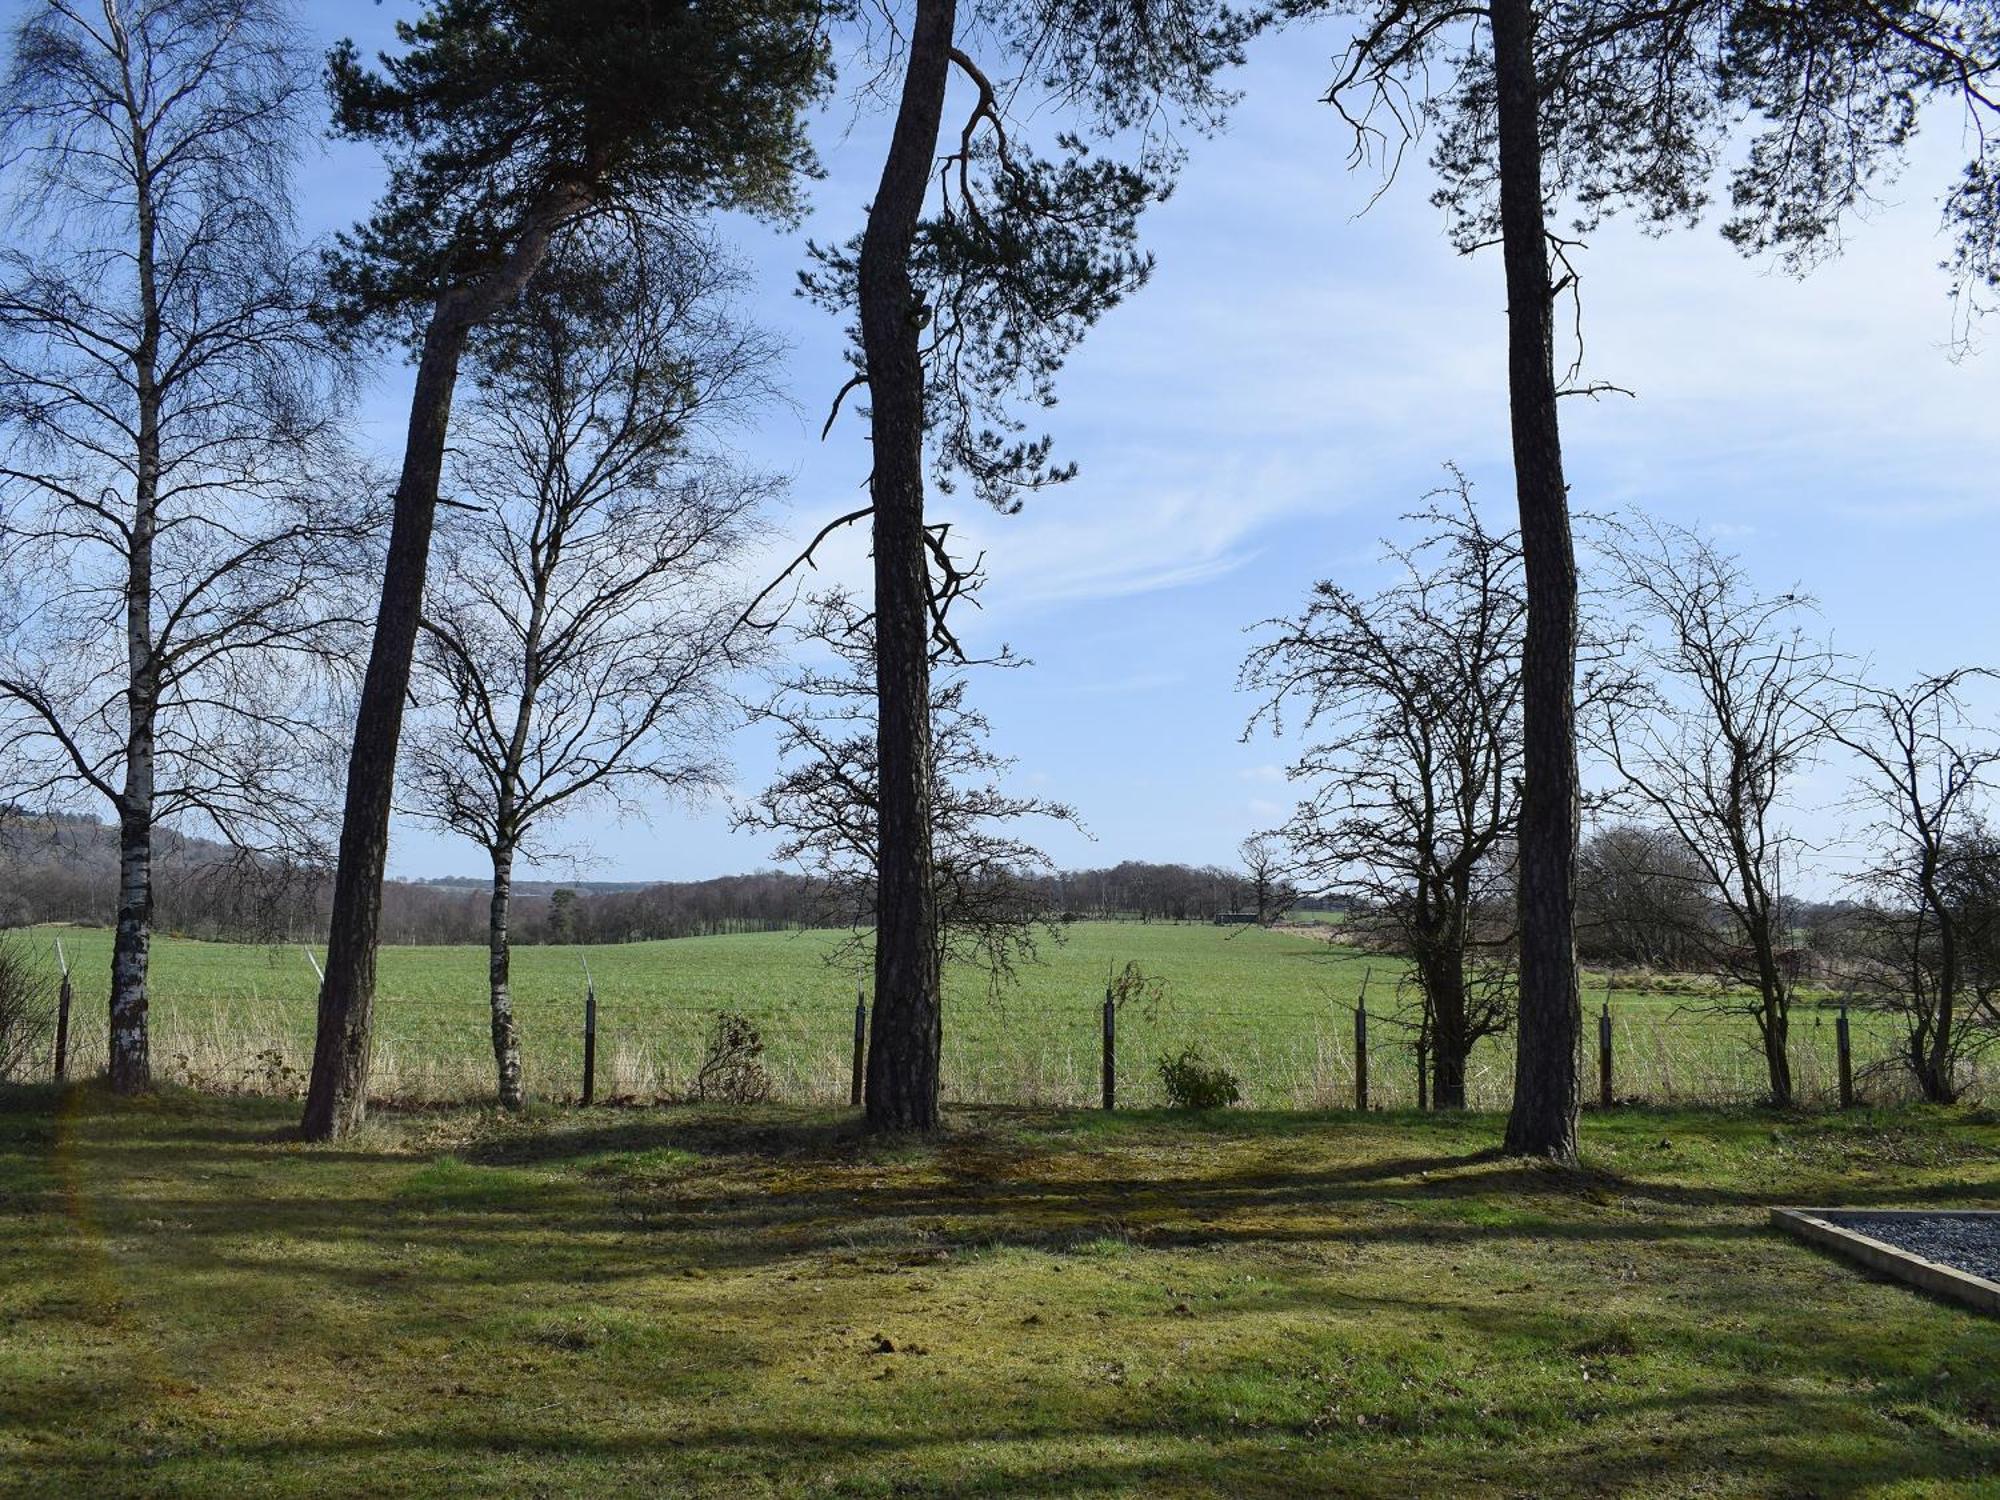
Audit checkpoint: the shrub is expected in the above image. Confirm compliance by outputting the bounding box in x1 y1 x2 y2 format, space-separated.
1158 1048 1240 1110
0 934 54 1083
696 1011 771 1104
237 1047 304 1097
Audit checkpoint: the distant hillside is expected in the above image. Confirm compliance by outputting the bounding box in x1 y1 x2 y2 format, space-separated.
0 808 1336 946
0 809 815 945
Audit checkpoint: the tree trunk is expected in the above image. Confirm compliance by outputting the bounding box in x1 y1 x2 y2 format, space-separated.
111 462 158 1094
488 843 525 1109
1759 987 1792 1107
300 185 586 1143
302 315 471 1141
1747 910 1793 1107
1432 1046 1468 1113
1492 0 1582 1162
1424 957 1470 1110
858 0 955 1132
110 106 162 1095
1920 890 1958 1103
108 800 152 1092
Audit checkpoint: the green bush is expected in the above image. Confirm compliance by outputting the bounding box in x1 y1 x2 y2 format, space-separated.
1157 1048 1240 1110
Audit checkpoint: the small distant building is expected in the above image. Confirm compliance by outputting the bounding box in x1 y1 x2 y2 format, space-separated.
1215 912 1258 925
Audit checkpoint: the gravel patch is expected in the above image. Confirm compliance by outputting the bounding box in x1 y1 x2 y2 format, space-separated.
1829 1214 2000 1285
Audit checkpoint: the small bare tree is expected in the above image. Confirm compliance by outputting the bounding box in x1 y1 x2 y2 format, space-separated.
1593 518 1842 1106
1243 478 1523 1109
0 0 365 1092
1237 836 1297 926
737 590 1077 998
1834 671 2000 1103
402 237 774 1109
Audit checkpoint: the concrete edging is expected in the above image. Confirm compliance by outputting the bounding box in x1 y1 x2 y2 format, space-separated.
1771 1207 2000 1315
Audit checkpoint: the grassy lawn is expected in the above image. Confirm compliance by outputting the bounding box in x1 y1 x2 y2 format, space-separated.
2 1086 1998 1497
21 922 1900 1109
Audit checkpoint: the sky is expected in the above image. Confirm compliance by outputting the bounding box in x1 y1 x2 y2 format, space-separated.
27 3 2000 891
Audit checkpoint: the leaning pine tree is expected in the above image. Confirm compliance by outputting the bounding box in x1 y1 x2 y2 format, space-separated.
302 0 829 1142
774 0 1251 1131
403 236 776 1110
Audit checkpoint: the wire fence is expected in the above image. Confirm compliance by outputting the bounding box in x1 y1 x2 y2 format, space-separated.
25 973 1989 1112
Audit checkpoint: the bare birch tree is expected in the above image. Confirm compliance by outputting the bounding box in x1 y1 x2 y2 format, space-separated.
0 0 365 1093
401 235 775 1109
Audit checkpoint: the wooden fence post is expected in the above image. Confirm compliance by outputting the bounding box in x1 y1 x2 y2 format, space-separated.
581 959 597 1107
1101 988 1115 1111
1836 1004 1854 1110
53 937 70 1082
1598 1003 1613 1109
850 988 867 1108
1354 968 1370 1112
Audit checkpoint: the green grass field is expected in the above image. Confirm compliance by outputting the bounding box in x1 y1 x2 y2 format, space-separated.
17 921 1922 1110
3 1087 1998 1497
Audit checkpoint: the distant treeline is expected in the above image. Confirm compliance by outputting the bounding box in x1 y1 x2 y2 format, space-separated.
0 811 817 946
0 812 1335 946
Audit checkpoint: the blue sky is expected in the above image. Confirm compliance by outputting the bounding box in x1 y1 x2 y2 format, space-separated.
145 6 2000 886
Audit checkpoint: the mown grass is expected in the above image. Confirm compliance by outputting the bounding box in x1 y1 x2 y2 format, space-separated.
23 921 1916 1108
1 1086 1997 1497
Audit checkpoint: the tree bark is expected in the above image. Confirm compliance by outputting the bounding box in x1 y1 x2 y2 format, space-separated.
1492 0 1582 1162
111 444 158 1093
1918 856 1958 1103
1746 906 1793 1107
858 0 956 1132
108 799 152 1092
301 180 586 1143
1424 955 1470 1110
110 102 163 1096
488 842 524 1110
302 314 471 1141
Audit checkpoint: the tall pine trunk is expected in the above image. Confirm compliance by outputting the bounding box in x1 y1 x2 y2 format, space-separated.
858 0 955 1132
488 843 524 1110
1492 0 1582 1162
302 316 471 1141
301 186 583 1143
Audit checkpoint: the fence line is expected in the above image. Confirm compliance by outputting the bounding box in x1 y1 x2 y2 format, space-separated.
14 928 1989 1108
20 980 1988 1112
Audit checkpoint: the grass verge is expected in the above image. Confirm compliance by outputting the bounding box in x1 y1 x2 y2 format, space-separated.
2 1087 1998 1496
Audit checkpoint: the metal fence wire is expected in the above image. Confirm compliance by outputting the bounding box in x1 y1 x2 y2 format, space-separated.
28 966 1986 1111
